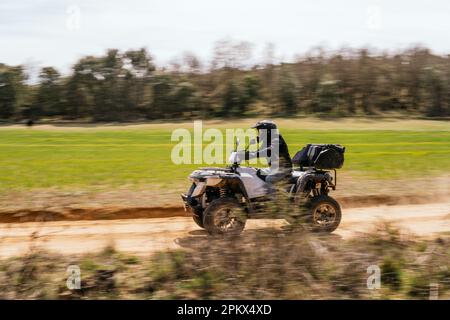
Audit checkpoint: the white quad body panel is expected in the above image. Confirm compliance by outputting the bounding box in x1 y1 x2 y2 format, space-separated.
236 167 269 199
236 167 307 199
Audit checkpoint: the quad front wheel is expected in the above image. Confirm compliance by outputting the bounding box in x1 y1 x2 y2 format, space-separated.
203 198 247 235
192 212 204 229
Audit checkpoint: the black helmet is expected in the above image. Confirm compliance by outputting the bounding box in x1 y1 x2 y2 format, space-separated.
251 120 277 130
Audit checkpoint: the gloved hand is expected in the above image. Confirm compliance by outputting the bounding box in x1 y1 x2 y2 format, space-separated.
235 150 250 162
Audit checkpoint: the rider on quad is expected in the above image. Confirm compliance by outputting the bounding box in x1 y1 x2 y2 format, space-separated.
237 120 292 186
182 119 345 234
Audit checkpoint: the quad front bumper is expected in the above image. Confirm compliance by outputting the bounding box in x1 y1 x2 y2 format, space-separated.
181 193 201 214
181 194 189 212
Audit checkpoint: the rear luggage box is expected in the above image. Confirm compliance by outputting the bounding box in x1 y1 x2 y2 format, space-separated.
292 144 345 170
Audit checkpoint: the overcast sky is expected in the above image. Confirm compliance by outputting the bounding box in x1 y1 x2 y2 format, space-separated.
1 0 449 74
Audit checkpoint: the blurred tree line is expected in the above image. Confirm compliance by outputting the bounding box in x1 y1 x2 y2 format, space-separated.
1 43 450 122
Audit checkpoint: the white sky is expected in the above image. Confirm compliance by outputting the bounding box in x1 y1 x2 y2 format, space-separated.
1 0 450 74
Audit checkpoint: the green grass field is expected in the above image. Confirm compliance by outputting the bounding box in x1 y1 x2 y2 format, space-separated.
0 119 449 193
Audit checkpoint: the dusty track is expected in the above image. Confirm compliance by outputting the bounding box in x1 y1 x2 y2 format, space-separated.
0 202 449 258
1 193 449 224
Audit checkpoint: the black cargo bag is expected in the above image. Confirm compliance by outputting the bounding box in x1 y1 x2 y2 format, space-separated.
292 144 345 169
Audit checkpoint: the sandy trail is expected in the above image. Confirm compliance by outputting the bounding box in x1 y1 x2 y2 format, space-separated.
0 202 449 258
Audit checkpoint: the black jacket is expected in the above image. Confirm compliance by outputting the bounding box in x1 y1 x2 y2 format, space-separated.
245 133 292 171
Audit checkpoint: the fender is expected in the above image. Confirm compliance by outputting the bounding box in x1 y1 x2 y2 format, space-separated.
218 175 251 201
295 171 333 194
218 175 254 213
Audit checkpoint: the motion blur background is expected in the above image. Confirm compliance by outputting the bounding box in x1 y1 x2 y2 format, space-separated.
0 1 449 300
1 0 450 121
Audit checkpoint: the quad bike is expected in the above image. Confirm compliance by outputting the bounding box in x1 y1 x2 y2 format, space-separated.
181 139 345 235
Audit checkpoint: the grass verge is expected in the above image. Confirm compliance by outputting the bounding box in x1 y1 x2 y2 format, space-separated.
1 223 448 299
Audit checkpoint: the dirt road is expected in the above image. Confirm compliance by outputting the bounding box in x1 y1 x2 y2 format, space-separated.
0 202 449 258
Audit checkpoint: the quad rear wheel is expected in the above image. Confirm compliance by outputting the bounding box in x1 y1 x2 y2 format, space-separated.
306 195 342 233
